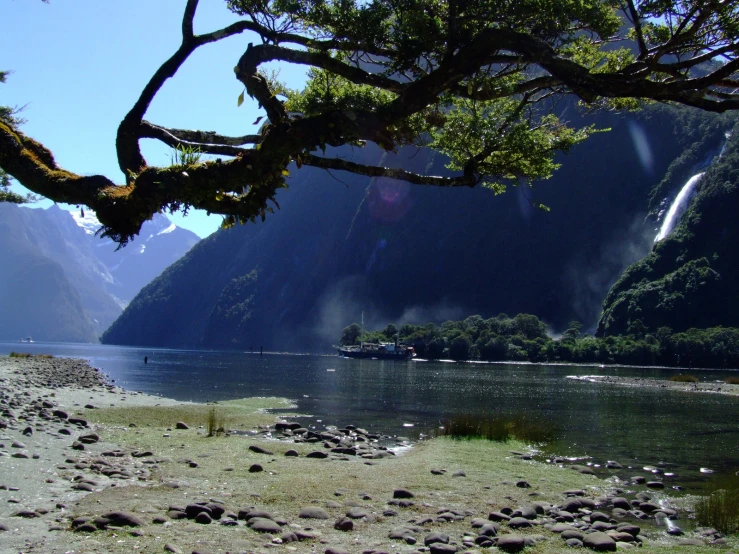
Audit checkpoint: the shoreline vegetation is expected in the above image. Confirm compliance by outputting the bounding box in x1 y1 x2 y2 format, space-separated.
339 315 739 370
0 355 736 553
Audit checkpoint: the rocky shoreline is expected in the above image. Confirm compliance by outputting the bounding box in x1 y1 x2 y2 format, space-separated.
568 374 739 396
0 356 736 554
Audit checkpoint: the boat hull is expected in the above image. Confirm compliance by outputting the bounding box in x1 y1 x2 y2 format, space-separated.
338 348 413 360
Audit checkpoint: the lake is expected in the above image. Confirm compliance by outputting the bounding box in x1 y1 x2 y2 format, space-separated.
2 341 738 493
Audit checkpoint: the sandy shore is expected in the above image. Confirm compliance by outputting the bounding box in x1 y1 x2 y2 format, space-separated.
0 356 736 554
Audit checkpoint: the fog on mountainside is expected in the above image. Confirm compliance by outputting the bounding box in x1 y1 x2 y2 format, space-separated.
0 205 199 342
102 105 721 353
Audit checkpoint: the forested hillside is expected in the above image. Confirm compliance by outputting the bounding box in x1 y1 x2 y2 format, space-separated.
598 113 739 336
102 106 706 352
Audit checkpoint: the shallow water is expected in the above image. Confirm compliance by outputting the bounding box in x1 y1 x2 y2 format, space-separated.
2 342 737 492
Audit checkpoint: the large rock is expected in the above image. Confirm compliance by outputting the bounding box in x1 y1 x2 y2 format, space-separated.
496 534 526 553
248 517 282 533
100 511 145 527
583 531 617 552
299 507 330 519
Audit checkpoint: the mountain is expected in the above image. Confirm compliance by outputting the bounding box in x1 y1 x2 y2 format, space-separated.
597 112 739 336
102 105 708 353
0 204 199 342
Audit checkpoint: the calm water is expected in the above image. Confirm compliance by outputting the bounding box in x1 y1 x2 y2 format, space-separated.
2 342 738 492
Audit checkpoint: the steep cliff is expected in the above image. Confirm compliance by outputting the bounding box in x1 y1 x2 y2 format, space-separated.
102 106 696 352
597 114 739 336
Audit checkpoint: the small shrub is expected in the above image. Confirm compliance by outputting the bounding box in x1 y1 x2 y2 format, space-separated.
436 413 556 444
206 406 226 437
669 374 699 383
695 472 739 535
725 377 739 385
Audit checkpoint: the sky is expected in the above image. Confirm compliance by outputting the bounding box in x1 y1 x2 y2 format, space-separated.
1 0 308 238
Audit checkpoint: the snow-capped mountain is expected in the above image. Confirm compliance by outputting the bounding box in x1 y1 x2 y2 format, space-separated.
0 204 199 342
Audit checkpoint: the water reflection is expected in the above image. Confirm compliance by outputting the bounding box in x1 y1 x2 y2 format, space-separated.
1 342 737 492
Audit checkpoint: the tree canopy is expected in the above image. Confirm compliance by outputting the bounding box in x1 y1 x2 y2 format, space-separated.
2 0 739 244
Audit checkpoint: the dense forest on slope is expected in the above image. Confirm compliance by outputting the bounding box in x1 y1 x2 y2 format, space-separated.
598 114 739 336
102 105 708 352
342 315 739 369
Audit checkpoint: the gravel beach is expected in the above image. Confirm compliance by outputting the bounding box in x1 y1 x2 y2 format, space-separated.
0 356 736 554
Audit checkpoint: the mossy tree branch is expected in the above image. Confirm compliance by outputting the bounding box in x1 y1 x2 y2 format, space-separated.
2 0 739 245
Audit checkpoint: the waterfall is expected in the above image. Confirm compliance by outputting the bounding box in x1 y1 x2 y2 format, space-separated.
654 172 704 242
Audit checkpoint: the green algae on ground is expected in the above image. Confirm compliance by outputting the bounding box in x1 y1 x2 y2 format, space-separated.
84 396 294 429
72 398 738 554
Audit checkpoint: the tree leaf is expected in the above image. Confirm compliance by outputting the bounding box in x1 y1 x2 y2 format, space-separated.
237 90 245 107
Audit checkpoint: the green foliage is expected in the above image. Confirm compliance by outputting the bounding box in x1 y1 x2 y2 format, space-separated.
695 472 739 535
437 413 557 444
339 323 362 346
206 406 226 437
343 313 739 369
669 374 698 383
170 144 202 169
1 70 37 204
9 352 53 358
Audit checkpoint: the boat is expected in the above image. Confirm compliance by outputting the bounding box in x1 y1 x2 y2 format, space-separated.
337 312 415 359
337 341 415 360
19 337 34 343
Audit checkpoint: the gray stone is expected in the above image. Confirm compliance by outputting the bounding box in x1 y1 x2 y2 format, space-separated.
512 505 537 520
306 451 329 459
393 488 414 498
249 444 274 455
101 511 145 527
299 506 330 519
561 530 584 541
429 544 458 554
175 422 189 429
334 517 353 531
195 512 212 524
508 517 532 529
582 531 616 552
248 463 264 472
566 538 584 548
346 507 368 519
248 517 282 533
424 531 450 545
479 523 499 537
496 534 526 553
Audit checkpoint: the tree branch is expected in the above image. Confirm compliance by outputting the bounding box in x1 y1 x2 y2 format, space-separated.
304 154 478 187
139 121 258 156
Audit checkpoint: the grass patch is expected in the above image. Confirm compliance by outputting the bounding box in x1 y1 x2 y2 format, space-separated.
695 472 739 535
9 352 53 358
435 413 556 444
725 377 739 385
669 374 699 383
206 406 226 437
84 397 293 430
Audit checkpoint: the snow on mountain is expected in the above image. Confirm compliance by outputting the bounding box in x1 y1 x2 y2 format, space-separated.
70 208 102 235
0 203 200 342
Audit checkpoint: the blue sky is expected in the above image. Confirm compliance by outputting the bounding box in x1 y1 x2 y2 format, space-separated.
1 0 308 238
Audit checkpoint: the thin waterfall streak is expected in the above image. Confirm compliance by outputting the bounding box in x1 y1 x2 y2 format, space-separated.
654 172 704 242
